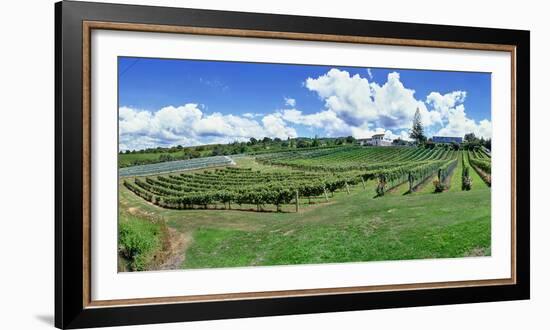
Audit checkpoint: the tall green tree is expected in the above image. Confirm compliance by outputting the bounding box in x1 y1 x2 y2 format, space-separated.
464 133 477 142
410 108 426 143
345 136 356 144
312 135 320 147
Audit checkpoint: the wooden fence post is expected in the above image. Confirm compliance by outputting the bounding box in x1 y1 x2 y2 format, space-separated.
295 189 299 213
345 182 350 195
361 177 366 190
323 187 329 201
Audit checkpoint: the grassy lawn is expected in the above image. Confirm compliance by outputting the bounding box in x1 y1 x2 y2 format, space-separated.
449 152 464 192
413 174 438 194
387 181 410 196
119 161 491 270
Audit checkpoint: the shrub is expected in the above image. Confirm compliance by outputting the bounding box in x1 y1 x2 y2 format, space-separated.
376 175 387 196
433 178 445 192
462 167 472 191
158 153 175 162
118 215 163 271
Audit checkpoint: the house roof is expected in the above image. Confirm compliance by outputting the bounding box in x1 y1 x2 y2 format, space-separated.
372 133 385 137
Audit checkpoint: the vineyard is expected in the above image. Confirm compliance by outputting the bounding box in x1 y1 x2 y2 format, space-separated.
257 146 464 195
120 145 492 271
256 146 457 171
123 146 490 211
123 167 348 212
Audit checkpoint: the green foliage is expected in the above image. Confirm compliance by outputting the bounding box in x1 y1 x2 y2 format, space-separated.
376 175 387 196
119 146 492 272
296 139 310 148
125 167 351 211
119 137 336 168
433 178 445 192
179 188 491 269
121 136 438 168
158 153 175 162
461 152 473 191
466 149 491 186
470 158 491 174
118 214 163 271
464 132 477 142
257 146 452 172
373 159 451 195
392 138 409 146
434 159 458 192
424 140 436 149
409 108 426 143
311 136 320 147
462 132 491 152
125 146 486 212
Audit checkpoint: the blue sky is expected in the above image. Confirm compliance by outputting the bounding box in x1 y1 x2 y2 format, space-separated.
118 57 491 150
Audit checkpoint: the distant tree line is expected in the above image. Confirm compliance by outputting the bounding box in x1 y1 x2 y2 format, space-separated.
408 107 491 151
120 136 360 156
119 108 491 168
118 136 360 167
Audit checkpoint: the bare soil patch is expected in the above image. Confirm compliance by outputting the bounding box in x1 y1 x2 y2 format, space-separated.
158 228 193 270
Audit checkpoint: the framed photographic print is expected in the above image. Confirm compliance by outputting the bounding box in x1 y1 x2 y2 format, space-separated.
55 0 530 328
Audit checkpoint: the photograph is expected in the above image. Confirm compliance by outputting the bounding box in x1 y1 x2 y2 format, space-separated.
117 57 492 272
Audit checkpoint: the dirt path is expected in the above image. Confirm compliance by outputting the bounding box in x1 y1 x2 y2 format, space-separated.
125 203 193 270
158 228 193 270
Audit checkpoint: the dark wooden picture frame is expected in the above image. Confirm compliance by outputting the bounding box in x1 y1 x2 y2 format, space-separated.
55 1 530 328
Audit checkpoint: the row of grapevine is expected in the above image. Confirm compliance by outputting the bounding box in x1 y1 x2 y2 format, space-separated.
462 151 473 190
468 151 491 186
373 160 448 196
434 158 458 192
470 158 491 174
256 146 456 172
123 167 356 211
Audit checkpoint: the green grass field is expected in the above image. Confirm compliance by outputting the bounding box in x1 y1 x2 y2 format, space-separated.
118 153 491 270
119 150 195 168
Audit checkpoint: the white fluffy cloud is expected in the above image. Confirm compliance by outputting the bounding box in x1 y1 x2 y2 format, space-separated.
281 109 350 136
305 69 377 127
294 68 491 140
302 69 443 133
426 91 491 138
120 69 491 150
280 108 411 141
119 104 297 150
284 97 296 107
262 113 298 139
436 105 492 138
242 112 263 119
426 91 466 120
